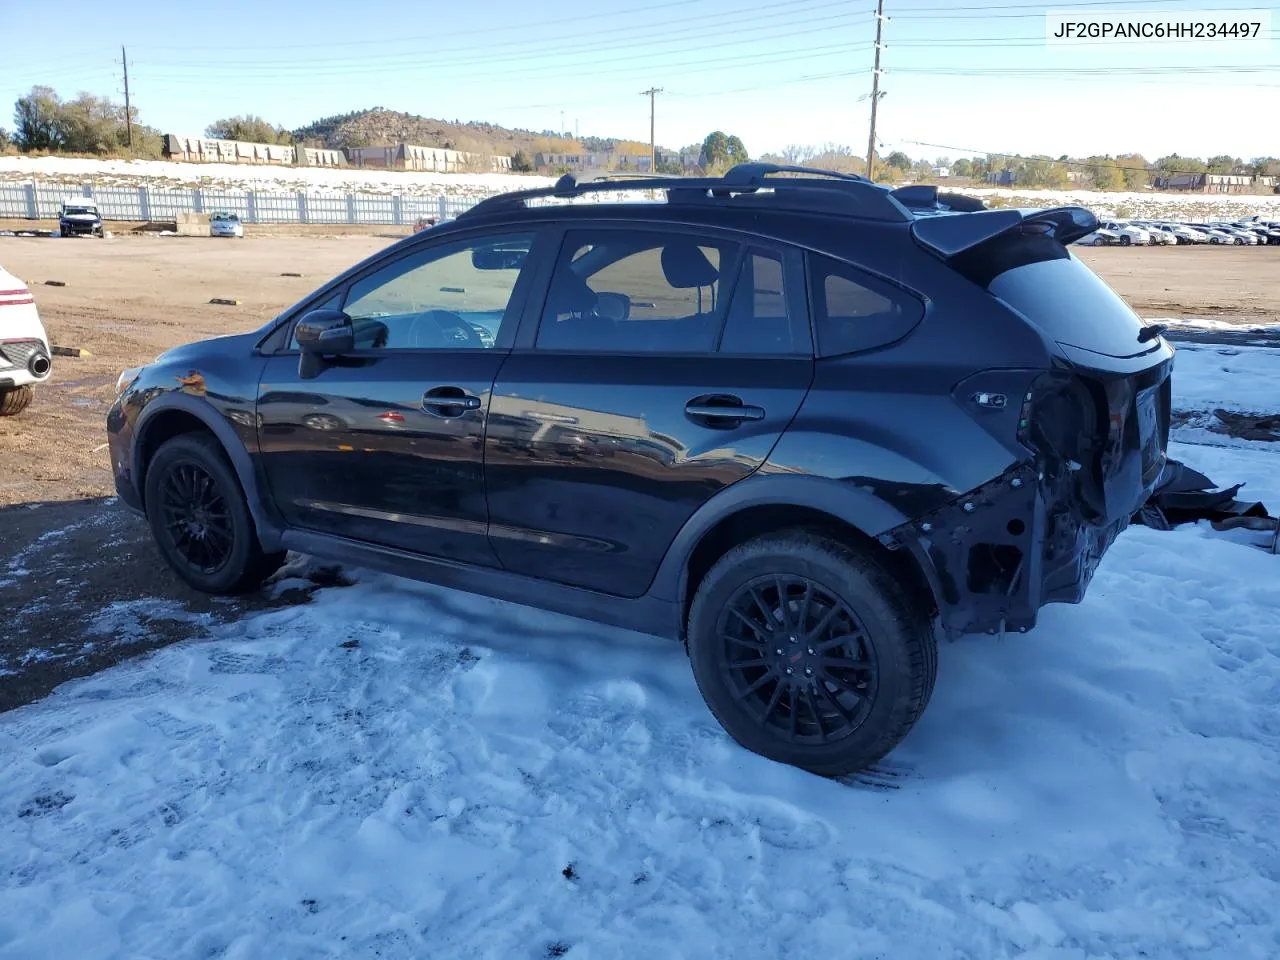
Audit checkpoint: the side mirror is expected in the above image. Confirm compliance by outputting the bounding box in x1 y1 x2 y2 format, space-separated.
296 308 354 355
593 291 631 322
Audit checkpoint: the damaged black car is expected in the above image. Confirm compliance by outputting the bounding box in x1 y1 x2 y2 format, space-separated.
105 164 1177 775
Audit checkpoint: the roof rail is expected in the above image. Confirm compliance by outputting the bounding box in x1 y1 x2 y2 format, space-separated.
460 164 910 222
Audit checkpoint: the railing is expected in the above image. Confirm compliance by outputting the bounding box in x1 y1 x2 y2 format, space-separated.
0 183 481 225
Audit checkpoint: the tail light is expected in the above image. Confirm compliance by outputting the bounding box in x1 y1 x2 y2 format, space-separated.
1016 371 1107 520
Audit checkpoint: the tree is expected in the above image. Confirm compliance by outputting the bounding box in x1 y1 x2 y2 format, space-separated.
883 150 912 171
1155 154 1206 174
13 86 63 151
58 93 129 153
0 127 9 150
205 115 291 144
700 130 749 172
1085 156 1125 191
510 150 533 173
1115 153 1149 190
951 158 973 178
1205 154 1238 174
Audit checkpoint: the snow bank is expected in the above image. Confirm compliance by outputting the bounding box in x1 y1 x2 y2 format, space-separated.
967 185 1280 221
0 156 554 199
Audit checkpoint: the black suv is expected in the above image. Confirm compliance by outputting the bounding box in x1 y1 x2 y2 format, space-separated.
106 164 1173 775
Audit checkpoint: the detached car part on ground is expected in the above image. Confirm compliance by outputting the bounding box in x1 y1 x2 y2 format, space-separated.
0 265 52 416
107 165 1190 777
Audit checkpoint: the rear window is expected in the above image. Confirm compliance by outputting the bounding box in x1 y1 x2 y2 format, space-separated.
988 252 1149 359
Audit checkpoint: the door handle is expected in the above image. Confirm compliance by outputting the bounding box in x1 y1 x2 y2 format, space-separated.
684 395 766 426
422 386 482 416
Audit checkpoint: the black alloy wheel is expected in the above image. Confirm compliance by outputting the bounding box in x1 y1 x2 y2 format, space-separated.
718 575 878 744
687 531 937 777
144 434 286 593
158 460 235 575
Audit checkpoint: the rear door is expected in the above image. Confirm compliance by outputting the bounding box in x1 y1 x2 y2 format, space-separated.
483 224 814 597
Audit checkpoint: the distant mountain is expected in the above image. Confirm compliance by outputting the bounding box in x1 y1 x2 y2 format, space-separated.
291 108 572 157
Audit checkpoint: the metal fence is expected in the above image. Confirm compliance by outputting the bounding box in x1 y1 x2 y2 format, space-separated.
0 183 480 225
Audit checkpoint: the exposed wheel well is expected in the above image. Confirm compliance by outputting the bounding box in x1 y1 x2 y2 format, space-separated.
136 410 217 502
681 504 937 636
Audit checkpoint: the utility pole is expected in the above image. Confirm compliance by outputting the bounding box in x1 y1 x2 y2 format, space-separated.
865 0 885 181
121 45 134 153
640 87 663 173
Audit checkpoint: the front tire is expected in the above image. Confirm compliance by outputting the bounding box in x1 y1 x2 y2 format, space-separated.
0 385 34 416
1120 235 1131 246
687 532 937 777
144 433 285 594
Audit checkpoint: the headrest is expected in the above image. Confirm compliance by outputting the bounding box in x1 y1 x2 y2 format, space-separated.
661 242 719 289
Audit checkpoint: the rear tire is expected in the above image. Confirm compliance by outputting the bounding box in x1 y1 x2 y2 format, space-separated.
0 385 34 416
144 433 285 594
687 531 937 777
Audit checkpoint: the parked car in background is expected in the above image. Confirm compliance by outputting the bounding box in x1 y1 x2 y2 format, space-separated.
59 199 104 238
1100 220 1150 246
1209 224 1259 245
1187 225 1243 245
210 212 244 238
1077 227 1122 246
0 264 52 415
1141 223 1174 245
106 165 1175 776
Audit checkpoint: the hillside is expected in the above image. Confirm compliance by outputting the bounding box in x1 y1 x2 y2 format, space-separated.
290 108 575 157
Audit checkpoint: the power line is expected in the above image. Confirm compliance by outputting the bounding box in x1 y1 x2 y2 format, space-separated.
132 13 870 78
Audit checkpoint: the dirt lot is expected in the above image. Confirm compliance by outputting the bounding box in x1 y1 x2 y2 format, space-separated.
1 235 1278 508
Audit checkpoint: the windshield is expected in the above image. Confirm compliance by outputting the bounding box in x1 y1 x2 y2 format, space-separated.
212 213 238 222
64 206 96 216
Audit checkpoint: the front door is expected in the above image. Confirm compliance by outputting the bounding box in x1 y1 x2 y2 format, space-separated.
484 226 815 596
257 230 540 564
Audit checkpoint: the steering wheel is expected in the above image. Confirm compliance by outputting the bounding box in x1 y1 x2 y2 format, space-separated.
409 310 485 348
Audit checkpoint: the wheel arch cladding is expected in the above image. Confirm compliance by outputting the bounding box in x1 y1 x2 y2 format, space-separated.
133 396 281 550
651 477 941 633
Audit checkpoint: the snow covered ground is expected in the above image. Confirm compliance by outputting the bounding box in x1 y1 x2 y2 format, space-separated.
0 156 554 199
2 353 1279 958
970 186 1280 223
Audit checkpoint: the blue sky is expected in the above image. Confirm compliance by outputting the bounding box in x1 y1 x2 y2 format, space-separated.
3 0 1276 160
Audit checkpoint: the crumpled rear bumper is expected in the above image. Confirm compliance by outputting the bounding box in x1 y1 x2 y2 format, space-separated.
888 459 1133 638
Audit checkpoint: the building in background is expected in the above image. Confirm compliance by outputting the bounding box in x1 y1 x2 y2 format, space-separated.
346 144 512 172
162 135 345 167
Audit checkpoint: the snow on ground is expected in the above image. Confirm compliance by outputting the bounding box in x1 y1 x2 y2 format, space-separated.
2 356 1279 959
1170 343 1280 414
969 186 1280 223
0 156 554 199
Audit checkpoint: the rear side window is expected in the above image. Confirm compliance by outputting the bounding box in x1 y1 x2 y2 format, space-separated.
536 229 735 353
808 254 924 356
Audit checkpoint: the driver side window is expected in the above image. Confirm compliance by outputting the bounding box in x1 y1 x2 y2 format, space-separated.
298 233 534 351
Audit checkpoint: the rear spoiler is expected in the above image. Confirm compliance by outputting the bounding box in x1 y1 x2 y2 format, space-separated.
909 205 1100 258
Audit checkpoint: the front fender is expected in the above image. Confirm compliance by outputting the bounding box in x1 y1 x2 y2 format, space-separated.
646 473 916 604
133 392 283 551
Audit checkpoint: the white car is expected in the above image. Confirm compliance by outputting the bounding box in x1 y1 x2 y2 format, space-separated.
1132 221 1175 244
1100 220 1150 246
0 265 52 415
1210 224 1259 245
1077 227 1123 246
210 212 244 238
